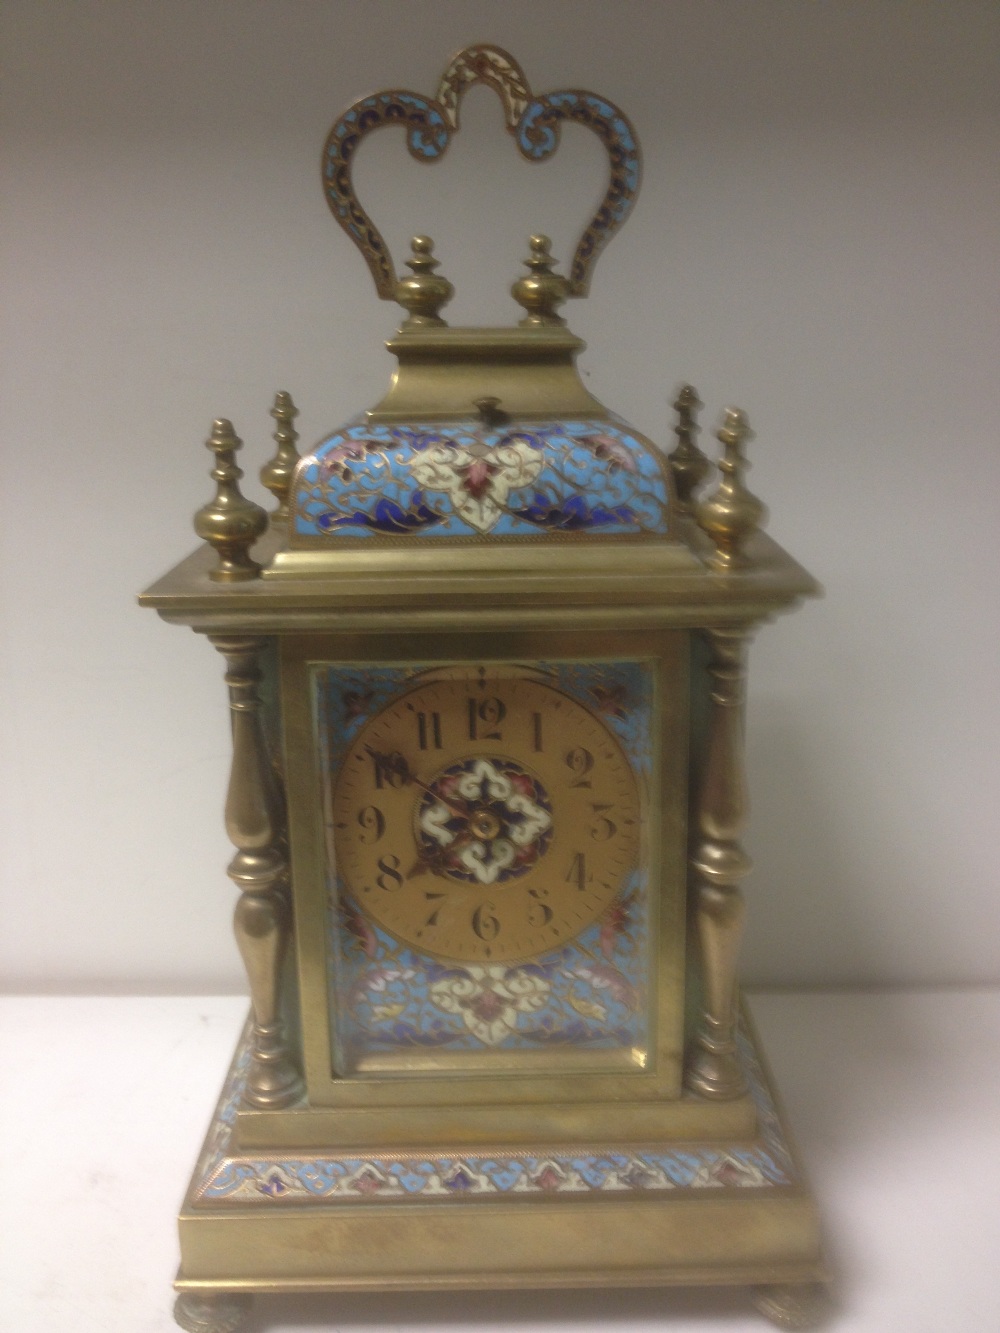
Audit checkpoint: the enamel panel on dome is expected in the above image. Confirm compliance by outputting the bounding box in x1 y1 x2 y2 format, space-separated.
291 418 670 540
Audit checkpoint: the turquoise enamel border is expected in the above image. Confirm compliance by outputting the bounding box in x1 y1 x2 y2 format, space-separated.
191 1018 794 1205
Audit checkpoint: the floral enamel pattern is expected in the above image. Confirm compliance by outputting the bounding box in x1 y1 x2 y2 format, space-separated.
416 758 554 887
291 418 669 541
313 661 654 1070
332 887 643 1058
430 964 552 1046
192 1016 795 1204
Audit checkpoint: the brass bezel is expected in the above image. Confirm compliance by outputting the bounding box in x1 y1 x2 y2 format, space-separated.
280 627 689 1107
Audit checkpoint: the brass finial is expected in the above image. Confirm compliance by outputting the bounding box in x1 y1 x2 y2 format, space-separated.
667 384 710 514
511 234 569 326
394 236 453 329
696 408 768 570
193 419 267 582
259 391 301 523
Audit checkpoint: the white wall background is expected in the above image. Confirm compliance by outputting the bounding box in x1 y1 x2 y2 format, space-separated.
2 0 997 993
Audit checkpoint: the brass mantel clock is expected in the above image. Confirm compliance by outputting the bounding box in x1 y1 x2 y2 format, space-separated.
141 44 827 1333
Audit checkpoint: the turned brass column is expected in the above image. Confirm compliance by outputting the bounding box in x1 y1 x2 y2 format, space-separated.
211 634 303 1109
685 627 753 1100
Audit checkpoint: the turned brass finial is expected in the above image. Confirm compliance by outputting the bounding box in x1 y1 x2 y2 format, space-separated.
394 236 453 329
511 234 569 326
194 419 268 582
696 408 768 570
259 391 301 523
667 384 710 514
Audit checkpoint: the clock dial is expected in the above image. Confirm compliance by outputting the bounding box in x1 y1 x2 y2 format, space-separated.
332 668 641 963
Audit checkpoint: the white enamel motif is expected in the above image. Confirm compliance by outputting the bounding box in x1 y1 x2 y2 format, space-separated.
418 757 552 886
407 438 544 534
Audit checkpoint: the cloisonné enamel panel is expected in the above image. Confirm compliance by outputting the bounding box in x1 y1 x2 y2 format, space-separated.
290 417 670 541
311 659 656 1075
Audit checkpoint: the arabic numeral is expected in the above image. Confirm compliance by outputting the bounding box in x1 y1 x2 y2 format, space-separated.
565 746 594 788
472 902 500 941
588 803 617 841
423 892 446 929
565 852 588 891
371 750 408 790
417 711 442 750
357 805 385 843
527 886 553 928
375 854 404 892
532 711 544 752
469 695 505 741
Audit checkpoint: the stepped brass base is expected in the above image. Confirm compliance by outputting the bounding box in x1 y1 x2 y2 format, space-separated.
174 1003 827 1328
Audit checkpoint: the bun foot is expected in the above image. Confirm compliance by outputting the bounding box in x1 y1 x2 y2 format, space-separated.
174 1291 252 1333
752 1282 831 1329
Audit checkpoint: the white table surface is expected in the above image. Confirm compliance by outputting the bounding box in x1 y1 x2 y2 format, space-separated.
2 989 997 1332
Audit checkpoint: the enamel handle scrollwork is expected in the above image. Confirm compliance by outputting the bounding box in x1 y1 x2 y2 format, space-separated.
321 44 641 299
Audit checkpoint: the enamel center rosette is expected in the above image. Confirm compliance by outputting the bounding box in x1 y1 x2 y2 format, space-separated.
415 756 554 886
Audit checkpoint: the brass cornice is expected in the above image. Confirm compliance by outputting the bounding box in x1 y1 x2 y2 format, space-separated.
138 530 819 636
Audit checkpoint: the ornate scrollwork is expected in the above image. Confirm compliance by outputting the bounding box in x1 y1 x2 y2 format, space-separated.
321 44 641 301
437 44 531 130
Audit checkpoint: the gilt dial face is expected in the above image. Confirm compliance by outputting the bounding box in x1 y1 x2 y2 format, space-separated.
332 667 641 963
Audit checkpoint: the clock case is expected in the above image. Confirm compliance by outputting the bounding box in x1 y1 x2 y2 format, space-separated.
140 44 827 1333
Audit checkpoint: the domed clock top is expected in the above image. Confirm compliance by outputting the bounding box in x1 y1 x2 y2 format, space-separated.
162 42 791 588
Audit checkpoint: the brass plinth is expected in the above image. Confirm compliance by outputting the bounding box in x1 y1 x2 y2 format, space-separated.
174 1003 825 1328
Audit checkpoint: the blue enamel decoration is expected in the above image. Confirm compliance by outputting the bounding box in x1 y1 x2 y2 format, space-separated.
320 45 641 299
192 1020 797 1203
292 417 669 541
311 660 655 1069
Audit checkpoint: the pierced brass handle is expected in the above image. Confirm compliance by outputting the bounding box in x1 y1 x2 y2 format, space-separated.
321 44 641 303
